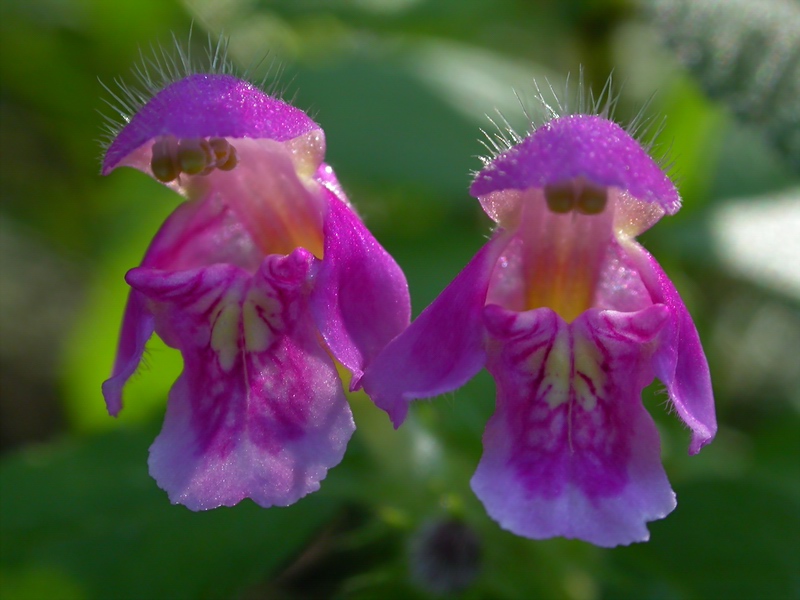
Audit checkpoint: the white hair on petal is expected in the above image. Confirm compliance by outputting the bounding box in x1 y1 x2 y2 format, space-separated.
474 68 673 174
97 27 285 159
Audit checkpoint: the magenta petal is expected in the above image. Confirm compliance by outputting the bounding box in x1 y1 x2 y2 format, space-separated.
627 244 717 454
101 145 289 415
360 233 511 427
103 74 319 174
142 187 264 273
128 251 354 510
473 304 675 547
311 188 411 386
101 290 154 416
470 115 680 215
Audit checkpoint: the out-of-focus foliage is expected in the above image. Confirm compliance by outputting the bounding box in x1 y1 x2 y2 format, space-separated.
1 0 798 599
650 0 800 169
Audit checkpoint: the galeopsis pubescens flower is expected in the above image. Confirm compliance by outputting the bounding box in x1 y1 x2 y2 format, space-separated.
102 70 410 510
361 106 716 547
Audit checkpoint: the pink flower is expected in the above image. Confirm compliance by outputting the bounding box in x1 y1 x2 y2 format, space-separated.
102 72 410 510
361 111 716 546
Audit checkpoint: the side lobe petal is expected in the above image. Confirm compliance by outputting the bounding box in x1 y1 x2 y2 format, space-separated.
101 290 154 416
102 178 262 417
311 188 410 385
626 242 717 454
128 251 354 510
473 305 675 547
360 232 511 427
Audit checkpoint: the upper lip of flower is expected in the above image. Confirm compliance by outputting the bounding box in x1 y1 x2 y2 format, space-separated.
102 73 321 176
104 73 336 273
470 114 681 216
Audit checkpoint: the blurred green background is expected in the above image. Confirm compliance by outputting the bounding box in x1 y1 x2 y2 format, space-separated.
1 0 799 598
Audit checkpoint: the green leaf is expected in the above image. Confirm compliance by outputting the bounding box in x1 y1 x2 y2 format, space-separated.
607 479 800 599
0 426 342 600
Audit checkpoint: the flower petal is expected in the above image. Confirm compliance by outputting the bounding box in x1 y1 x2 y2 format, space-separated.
311 187 411 386
102 136 325 415
128 250 354 510
360 232 511 427
472 304 675 547
101 290 154 416
103 74 319 175
471 115 680 215
130 134 327 265
142 186 264 273
626 243 717 454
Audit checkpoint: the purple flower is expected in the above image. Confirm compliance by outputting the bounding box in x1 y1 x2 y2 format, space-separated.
101 73 410 510
361 112 716 546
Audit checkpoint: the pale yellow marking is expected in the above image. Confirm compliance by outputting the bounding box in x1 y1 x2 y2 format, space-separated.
286 130 326 179
242 290 282 354
210 296 241 372
526 326 605 425
538 326 571 409
242 299 270 354
613 189 665 238
572 334 606 412
209 286 287 373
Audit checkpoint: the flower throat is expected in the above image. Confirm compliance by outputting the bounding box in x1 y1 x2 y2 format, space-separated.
523 177 614 322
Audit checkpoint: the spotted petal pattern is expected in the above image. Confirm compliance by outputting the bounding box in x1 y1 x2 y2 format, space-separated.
127 252 354 509
473 304 675 546
362 111 716 546
102 73 409 510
